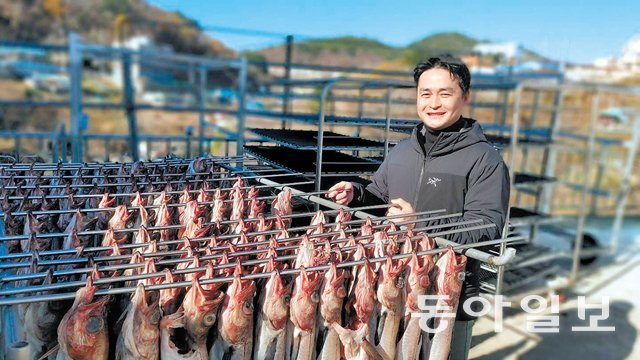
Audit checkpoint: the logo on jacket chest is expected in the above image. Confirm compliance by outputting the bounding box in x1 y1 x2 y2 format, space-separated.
427 177 441 187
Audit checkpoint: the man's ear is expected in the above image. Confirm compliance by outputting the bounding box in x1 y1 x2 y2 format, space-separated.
463 90 471 104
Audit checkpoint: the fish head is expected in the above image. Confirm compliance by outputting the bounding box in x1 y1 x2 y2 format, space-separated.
25 210 42 234
136 225 151 245
223 263 256 341
159 269 181 315
141 259 158 286
197 188 210 203
435 248 467 306
257 214 271 232
130 284 161 342
264 269 292 331
128 251 144 266
232 177 244 189
360 217 374 237
290 267 322 332
336 208 352 223
310 210 326 226
249 199 266 218
137 206 150 226
320 262 347 324
271 214 285 230
131 191 145 207
109 205 131 229
248 185 258 199
377 256 405 312
217 252 235 278
405 252 434 312
155 203 171 226
295 234 315 268
354 259 377 322
58 277 109 359
417 233 436 252
183 277 224 341
214 188 225 201
179 188 192 205
401 232 415 255
63 228 82 250
145 240 158 255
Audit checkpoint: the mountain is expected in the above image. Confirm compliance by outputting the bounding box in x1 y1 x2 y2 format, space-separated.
402 32 479 64
253 31 547 69
253 32 481 69
250 36 403 68
0 0 233 56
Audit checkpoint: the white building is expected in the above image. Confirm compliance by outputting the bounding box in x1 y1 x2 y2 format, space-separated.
111 35 173 92
619 35 640 71
473 42 523 61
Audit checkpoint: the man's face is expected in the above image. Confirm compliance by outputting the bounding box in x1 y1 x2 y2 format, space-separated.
416 68 470 130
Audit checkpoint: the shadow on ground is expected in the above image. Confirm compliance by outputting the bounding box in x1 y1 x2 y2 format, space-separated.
473 301 635 360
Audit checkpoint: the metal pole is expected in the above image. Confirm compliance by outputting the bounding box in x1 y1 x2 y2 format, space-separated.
235 57 248 157
0 198 29 359
122 51 139 161
384 86 392 156
570 91 600 284
282 35 293 130
68 32 83 162
356 87 364 137
198 64 207 156
540 83 565 214
495 84 523 296
609 112 639 252
589 145 607 215
315 81 334 203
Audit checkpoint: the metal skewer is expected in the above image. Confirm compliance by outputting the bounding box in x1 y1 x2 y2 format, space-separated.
0 171 304 192
0 168 284 181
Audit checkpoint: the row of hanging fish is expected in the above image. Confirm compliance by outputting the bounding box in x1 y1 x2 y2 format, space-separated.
0 158 468 359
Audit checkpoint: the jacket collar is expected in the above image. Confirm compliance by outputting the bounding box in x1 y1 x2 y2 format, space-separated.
410 117 488 156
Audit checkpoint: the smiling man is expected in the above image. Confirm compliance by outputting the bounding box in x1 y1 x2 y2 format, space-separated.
327 55 510 360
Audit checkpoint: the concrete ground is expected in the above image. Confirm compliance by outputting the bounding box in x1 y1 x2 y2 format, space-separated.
469 217 640 359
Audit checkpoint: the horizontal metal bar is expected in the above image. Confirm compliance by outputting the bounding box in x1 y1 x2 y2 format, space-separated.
0 169 295 193
0 168 283 181
0 156 251 171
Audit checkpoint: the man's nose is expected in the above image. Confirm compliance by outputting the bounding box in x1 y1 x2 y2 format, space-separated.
428 96 441 108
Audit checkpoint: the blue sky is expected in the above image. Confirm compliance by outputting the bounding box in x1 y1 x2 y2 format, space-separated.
148 0 638 64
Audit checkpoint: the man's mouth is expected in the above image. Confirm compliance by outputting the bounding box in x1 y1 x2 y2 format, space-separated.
427 112 446 116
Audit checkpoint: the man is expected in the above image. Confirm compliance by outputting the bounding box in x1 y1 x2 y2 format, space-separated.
326 55 510 360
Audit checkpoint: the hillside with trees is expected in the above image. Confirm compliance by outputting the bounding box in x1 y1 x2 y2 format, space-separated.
0 0 233 56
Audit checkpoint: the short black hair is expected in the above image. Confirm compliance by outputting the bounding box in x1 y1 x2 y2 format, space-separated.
413 54 471 95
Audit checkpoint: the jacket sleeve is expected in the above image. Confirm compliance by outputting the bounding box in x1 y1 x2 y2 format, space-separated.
423 158 510 244
350 157 389 207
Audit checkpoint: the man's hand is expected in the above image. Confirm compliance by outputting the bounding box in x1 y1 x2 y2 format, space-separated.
387 198 416 228
326 181 354 205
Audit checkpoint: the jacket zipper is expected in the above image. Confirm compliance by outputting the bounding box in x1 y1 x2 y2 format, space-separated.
412 134 439 209
413 159 425 208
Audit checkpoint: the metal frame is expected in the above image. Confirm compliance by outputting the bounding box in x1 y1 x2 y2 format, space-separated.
0 35 249 162
0 156 518 309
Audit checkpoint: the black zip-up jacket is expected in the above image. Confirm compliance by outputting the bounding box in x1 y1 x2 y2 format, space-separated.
351 117 510 321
